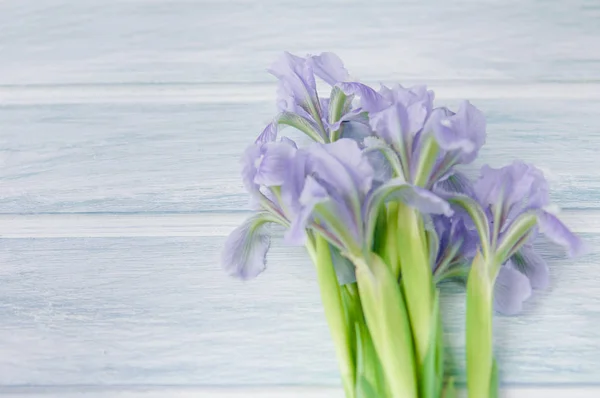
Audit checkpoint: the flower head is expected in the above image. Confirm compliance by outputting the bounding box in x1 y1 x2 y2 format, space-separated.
268 52 364 143
339 82 486 189
448 161 585 314
431 213 478 281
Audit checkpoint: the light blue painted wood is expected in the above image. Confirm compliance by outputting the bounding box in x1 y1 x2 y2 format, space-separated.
1 98 599 213
1 0 599 392
0 1 599 85
0 233 599 386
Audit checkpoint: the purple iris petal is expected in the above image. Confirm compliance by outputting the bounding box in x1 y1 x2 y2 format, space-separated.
307 52 350 85
379 84 433 134
280 139 376 250
538 211 586 257
319 138 374 195
338 120 372 142
475 162 550 219
241 144 262 194
373 179 453 216
337 82 386 113
280 150 309 218
433 214 478 270
493 263 533 315
269 52 318 113
511 244 550 289
426 101 486 165
254 139 297 187
285 175 329 245
399 185 453 216
434 171 476 198
222 216 272 280
368 102 411 146
255 122 278 144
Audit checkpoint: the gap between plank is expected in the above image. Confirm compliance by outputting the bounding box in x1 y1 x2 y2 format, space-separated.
0 386 598 397
1 82 600 105
0 210 597 238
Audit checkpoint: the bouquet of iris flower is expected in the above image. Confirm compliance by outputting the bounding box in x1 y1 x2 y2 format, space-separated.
222 52 584 398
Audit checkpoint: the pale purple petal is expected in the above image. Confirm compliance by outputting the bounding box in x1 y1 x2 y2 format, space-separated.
366 150 393 184
241 144 262 194
376 179 453 216
368 102 410 146
254 140 297 187
474 161 550 226
399 185 454 216
338 120 372 142
337 82 387 113
511 245 550 289
307 140 373 197
285 176 329 244
320 138 374 194
308 52 350 85
434 171 476 197
329 108 368 132
255 122 277 144
280 150 309 218
493 264 532 315
222 216 271 280
269 52 317 112
433 213 479 268
427 101 486 165
538 211 586 257
379 83 433 133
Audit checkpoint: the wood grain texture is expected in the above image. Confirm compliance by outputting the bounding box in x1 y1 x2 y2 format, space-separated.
1 0 599 84
1 0 600 391
0 233 599 387
1 98 599 213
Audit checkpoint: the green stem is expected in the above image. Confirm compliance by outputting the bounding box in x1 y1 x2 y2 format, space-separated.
384 203 400 278
466 252 494 398
306 235 356 398
413 137 439 187
350 290 390 398
354 252 418 398
396 202 433 364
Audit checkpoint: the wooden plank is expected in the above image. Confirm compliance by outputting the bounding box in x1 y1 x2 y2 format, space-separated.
0 386 600 398
1 98 599 213
0 233 598 386
0 210 597 238
1 1 599 85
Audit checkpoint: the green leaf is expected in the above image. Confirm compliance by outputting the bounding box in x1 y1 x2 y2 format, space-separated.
420 289 443 398
413 136 439 187
489 358 500 398
276 111 325 143
328 86 353 142
365 179 451 250
330 243 357 285
434 263 469 284
424 216 440 268
396 203 434 363
354 315 389 398
466 252 494 398
306 235 356 398
354 252 418 398
363 136 404 177
356 376 380 398
447 195 491 258
383 202 400 278
442 377 456 398
371 205 388 257
494 211 537 267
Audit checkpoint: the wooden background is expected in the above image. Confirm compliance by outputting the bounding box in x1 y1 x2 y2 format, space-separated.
1 0 599 395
